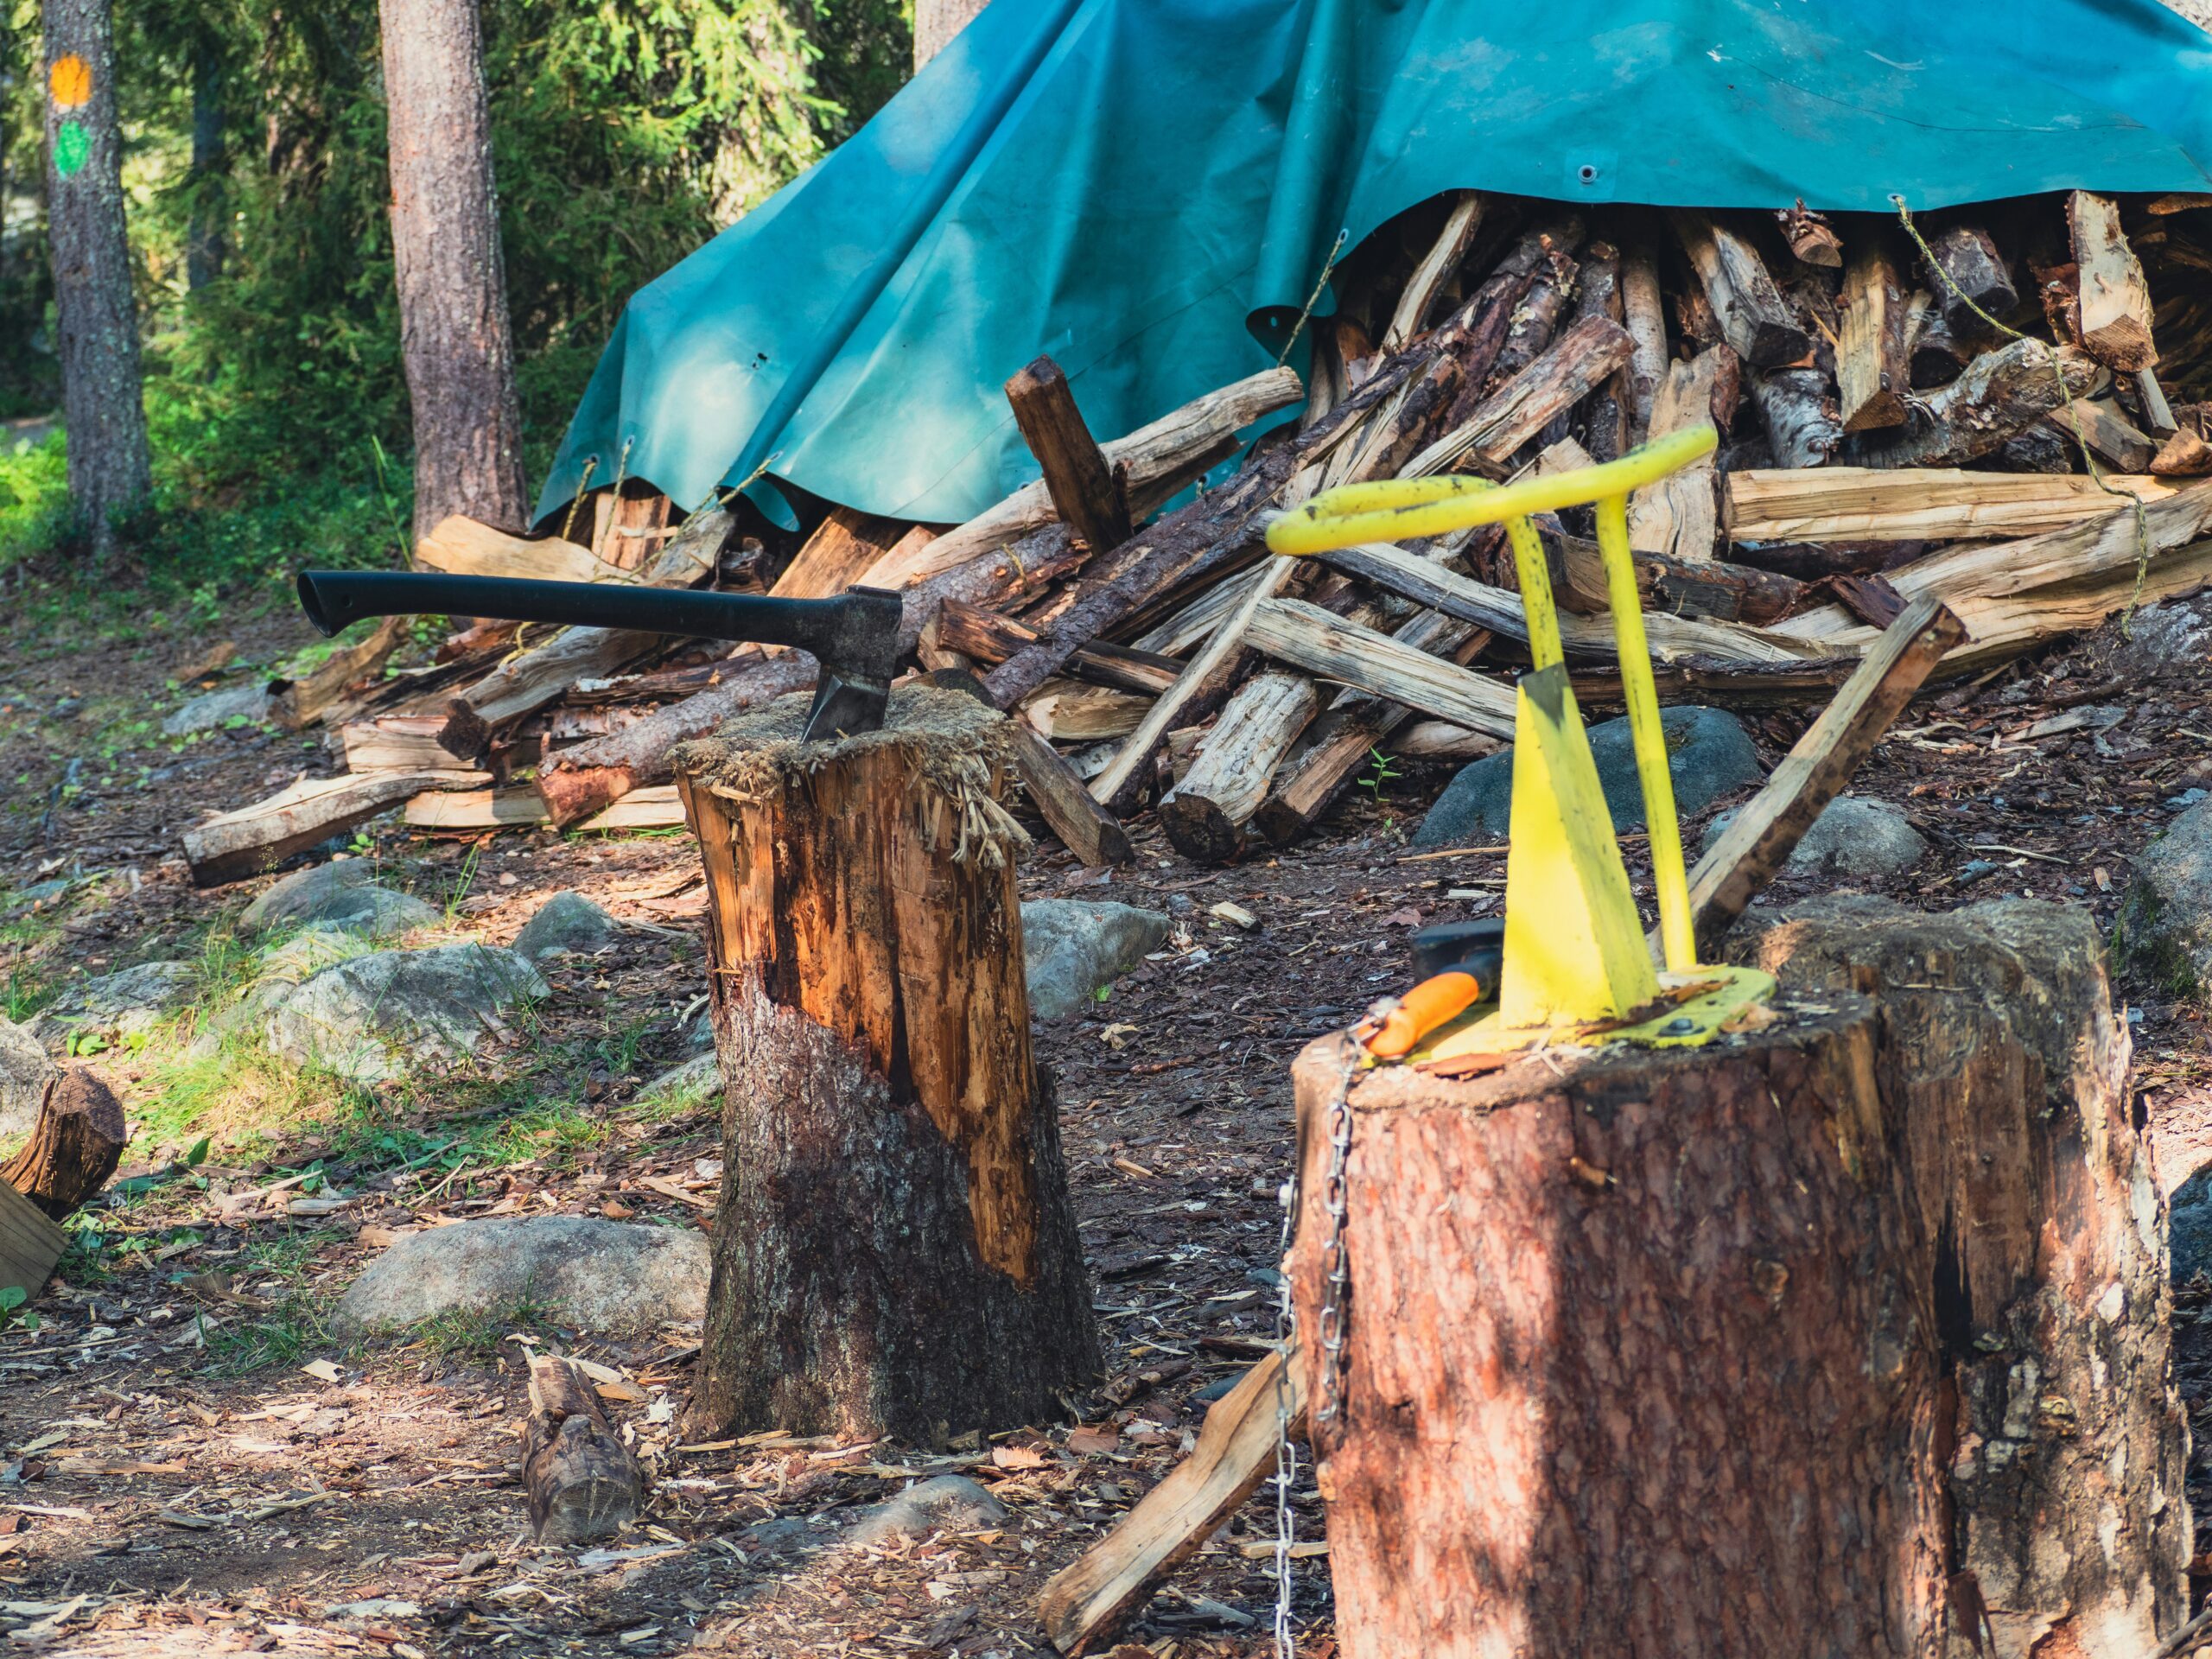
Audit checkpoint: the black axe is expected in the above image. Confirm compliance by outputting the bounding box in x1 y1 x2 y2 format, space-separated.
295 569 905 740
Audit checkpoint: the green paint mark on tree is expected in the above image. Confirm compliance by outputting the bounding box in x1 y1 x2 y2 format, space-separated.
54 120 90 178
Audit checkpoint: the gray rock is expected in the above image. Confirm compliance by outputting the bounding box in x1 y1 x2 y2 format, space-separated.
637 1053 719 1110
240 861 438 940
2171 1166 2212 1285
264 943 549 1083
1701 796 1927 881
2116 797 2212 999
845 1475 1007 1547
511 892 625 962
336 1216 709 1334
2097 596 2212 680
0 1019 58 1143
162 680 278 737
34 960 199 1052
1415 706 1762 848
1020 899 1172 1019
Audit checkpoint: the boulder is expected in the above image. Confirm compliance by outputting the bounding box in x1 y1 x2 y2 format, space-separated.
239 861 438 940
2093 595 2212 681
336 1216 709 1335
162 680 277 738
511 892 625 962
2115 797 2212 998
637 1053 719 1110
1020 899 1172 1020
0 1018 57 1143
264 943 549 1083
33 961 199 1052
1415 705 1762 848
844 1474 1008 1547
1701 795 1928 881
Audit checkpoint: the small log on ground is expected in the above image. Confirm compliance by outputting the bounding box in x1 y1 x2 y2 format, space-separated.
1157 671 1317 862
1 1070 126 1219
1290 894 2188 1658
184 767 490 887
677 687 1096 1438
521 1354 641 1545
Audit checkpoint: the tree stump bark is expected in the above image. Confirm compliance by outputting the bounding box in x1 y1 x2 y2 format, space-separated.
1289 896 2185 1659
676 686 1096 1440
0 1069 125 1218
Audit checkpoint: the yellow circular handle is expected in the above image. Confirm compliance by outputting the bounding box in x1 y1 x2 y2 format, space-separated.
1266 423 1719 556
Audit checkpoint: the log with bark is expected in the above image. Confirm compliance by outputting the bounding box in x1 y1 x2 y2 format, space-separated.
1 1069 126 1219
2068 190 2158 372
1288 895 2187 1657
521 1354 641 1544
185 766 490 887
1670 209 1812 368
1848 339 2098 468
1155 671 1318 861
677 687 1096 1438
1005 355 1133 555
1923 221 2018 334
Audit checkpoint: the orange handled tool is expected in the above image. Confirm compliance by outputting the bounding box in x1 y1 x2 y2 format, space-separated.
1363 919 1505 1060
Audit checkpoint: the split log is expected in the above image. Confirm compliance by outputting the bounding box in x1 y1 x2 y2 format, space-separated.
677 688 1096 1438
1776 201 1842 267
1848 339 2098 469
1026 683 1151 742
1552 531 1804 626
1923 222 2018 332
2153 428 2212 478
415 515 609 584
1300 541 1817 665
1836 244 1910 432
1484 238 1580 394
0 1174 67 1301
1619 250 1669 445
1669 210 1812 368
931 600 1182 695
404 786 552 830
1681 597 1963 954
1251 610 1484 847
1156 672 1318 861
1243 598 1516 738
1382 192 1483 353
440 505 732 758
1005 356 1132 555
1406 315 1633 478
2067 191 2158 372
773 506 913 601
1038 1344 1302 1655
1569 242 1628 460
271 617 407 732
1290 888 2190 1657
1626 346 1728 559
521 1354 641 1545
183 767 489 887
2134 366 2182 438
1005 721 1131 868
340 715 471 773
1726 466 2176 543
1751 367 1840 469
2049 396 2159 472
589 486 672 571
531 653 819 829
864 367 1304 590
1 1070 125 1219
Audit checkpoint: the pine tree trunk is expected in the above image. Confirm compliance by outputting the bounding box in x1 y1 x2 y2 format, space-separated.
1289 898 2187 1659
914 0 988 68
677 686 1096 1440
378 0 527 540
41 0 150 561
185 44 224 292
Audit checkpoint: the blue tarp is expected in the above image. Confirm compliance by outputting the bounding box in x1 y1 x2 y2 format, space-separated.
537 0 2212 530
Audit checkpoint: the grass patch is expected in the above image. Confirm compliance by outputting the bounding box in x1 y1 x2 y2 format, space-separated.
406 1300 556 1365
200 1293 341 1376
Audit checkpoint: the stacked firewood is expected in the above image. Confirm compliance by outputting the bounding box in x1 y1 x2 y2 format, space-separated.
182 188 2212 882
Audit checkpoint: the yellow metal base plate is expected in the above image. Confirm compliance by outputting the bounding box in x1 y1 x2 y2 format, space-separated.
1404 963 1780 1066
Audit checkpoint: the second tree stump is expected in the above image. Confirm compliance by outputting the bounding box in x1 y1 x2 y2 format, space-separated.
1289 897 2185 1657
676 686 1096 1440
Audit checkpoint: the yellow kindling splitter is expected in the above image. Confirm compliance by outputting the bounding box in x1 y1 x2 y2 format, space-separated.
1267 423 1774 1063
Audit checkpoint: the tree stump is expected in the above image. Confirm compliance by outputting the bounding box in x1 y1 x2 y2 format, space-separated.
1 1069 125 1218
1289 896 2186 1659
675 686 1096 1440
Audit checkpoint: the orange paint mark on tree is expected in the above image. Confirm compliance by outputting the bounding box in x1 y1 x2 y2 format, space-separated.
48 54 92 110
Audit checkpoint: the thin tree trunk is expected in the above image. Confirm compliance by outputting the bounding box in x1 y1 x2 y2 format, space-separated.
378 0 527 539
42 0 150 560
914 0 988 68
186 44 224 291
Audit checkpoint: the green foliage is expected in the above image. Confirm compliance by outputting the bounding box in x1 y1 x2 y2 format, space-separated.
0 0 913 588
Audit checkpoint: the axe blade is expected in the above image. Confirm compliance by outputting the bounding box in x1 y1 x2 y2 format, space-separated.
800 668 891 743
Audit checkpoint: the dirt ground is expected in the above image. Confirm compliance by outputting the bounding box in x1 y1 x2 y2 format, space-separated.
3 590 2212 1656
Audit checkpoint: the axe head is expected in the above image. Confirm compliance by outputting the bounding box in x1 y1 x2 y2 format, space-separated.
798 584 905 741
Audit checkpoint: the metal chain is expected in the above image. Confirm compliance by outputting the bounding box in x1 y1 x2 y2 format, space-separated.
1272 1040 1363 1659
